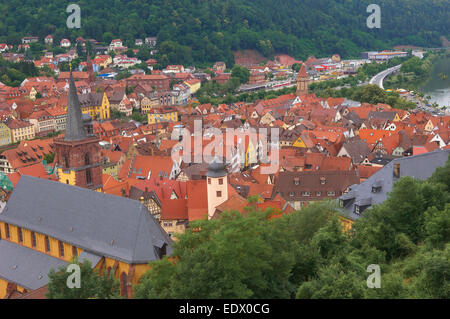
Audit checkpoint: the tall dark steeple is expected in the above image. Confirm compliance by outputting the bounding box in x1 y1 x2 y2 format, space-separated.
65 69 87 141
54 66 103 191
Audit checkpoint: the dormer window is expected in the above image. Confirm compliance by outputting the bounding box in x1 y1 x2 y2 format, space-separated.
393 162 400 178
372 186 382 193
372 180 383 193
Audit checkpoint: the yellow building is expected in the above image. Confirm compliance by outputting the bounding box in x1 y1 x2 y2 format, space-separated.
292 136 307 148
0 122 12 146
184 79 201 95
338 215 354 233
5 119 35 143
0 175 172 299
148 107 178 124
29 87 37 101
140 96 159 114
63 92 110 120
94 55 113 69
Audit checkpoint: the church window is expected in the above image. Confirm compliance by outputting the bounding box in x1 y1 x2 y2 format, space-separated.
5 223 10 239
86 169 92 185
120 273 128 298
45 236 51 252
64 154 69 168
84 153 90 165
18 227 23 243
59 241 65 257
31 232 37 247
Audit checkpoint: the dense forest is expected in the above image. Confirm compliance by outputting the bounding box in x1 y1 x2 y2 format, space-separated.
1 0 449 66
0 57 39 86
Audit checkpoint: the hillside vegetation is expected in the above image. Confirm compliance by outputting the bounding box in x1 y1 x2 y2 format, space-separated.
132 158 450 299
1 0 449 65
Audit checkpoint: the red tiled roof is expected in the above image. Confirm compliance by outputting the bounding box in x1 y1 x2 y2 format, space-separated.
161 199 188 220
186 180 208 221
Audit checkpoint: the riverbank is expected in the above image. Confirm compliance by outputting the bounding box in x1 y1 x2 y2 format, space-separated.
384 53 435 91
384 50 450 107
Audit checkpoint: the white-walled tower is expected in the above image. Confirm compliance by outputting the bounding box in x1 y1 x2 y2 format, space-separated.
206 159 228 219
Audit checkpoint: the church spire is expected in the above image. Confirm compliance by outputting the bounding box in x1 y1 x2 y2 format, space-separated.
65 68 87 141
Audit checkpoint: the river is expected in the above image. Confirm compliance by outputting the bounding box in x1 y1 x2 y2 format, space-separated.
420 55 450 107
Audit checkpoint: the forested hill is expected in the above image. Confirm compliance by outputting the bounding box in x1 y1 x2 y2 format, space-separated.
1 0 449 65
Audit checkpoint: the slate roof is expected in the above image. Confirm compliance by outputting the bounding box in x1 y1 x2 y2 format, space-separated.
64 70 86 141
275 170 360 201
0 240 101 291
340 137 371 163
78 92 104 107
340 150 450 220
0 240 67 290
0 175 173 264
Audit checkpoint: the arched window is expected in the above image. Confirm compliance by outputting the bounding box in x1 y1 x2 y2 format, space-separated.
86 169 92 185
64 154 69 168
45 236 51 252
84 153 90 166
120 272 128 298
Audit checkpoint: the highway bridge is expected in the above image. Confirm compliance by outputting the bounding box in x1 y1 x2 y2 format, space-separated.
369 65 401 89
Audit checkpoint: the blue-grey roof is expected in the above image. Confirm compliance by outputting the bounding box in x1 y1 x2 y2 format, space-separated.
0 240 101 290
340 150 449 220
0 240 67 290
0 176 173 264
207 157 227 178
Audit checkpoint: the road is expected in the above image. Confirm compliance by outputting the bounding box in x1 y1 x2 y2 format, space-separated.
369 65 401 89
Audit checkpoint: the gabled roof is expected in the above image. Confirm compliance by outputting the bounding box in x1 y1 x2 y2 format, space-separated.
0 240 67 290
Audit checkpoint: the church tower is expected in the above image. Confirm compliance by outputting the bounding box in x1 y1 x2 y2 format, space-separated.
206 158 228 219
54 69 103 191
296 63 309 97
